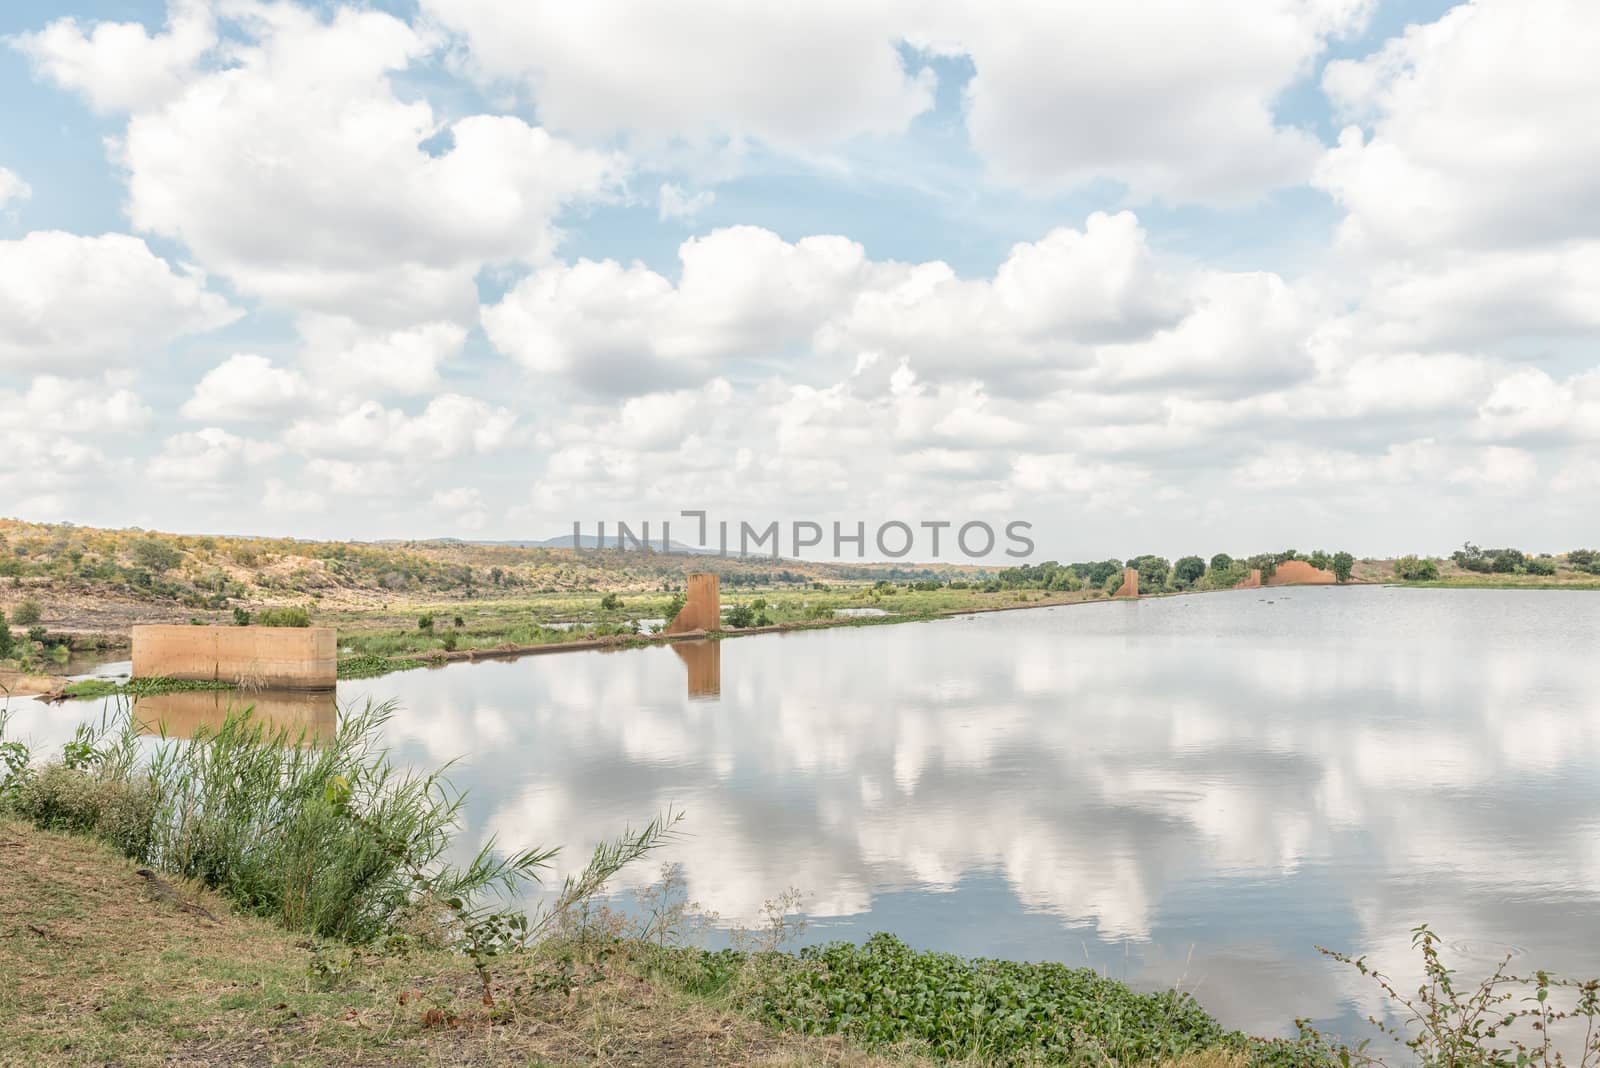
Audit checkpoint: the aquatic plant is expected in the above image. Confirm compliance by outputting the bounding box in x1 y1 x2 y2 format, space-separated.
1297 925 1600 1068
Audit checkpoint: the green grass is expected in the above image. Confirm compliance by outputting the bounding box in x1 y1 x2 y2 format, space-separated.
60 676 235 699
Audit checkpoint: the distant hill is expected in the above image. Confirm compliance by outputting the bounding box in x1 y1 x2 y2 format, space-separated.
512 534 717 554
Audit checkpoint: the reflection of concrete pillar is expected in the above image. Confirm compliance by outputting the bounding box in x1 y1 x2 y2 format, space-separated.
666 573 720 634
133 689 337 741
1114 567 1139 598
672 639 721 699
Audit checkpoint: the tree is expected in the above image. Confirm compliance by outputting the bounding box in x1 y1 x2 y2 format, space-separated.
1331 551 1354 584
131 538 182 574
1123 555 1170 590
0 609 11 657
1308 549 1330 570
12 599 41 626
1209 553 1234 573
1173 556 1206 588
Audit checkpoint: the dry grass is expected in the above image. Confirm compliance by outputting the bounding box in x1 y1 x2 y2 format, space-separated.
0 817 933 1067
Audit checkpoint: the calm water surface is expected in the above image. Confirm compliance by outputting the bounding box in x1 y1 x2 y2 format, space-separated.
8 586 1600 1040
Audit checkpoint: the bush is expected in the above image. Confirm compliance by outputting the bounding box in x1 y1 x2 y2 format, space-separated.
0 610 11 658
1394 555 1439 581
417 613 434 631
725 603 756 628
232 606 252 626
1173 556 1206 588
12 763 158 860
600 593 622 611
255 606 311 627
1526 556 1557 576
12 598 41 625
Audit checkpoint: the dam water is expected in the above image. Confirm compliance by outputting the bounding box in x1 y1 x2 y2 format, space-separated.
7 584 1599 1041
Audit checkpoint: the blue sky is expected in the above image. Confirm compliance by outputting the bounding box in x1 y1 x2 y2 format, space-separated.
3 0 1597 559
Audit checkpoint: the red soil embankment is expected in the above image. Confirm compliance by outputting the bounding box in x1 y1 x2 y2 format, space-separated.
1264 560 1337 586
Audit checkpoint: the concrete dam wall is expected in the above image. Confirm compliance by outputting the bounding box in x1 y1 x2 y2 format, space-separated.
131 625 337 690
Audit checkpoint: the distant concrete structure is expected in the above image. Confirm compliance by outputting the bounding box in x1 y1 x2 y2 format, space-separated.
665 573 720 634
1113 567 1139 598
131 625 336 690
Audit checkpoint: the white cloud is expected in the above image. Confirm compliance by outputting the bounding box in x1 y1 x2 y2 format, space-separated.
181 354 310 423
1318 0 1600 255
13 0 215 113
658 182 715 222
0 231 238 372
296 318 468 396
0 167 30 210
71 3 623 327
148 426 281 491
483 225 873 393
288 394 519 459
928 0 1371 201
427 0 1366 203
422 0 934 154
0 374 151 432
430 486 489 530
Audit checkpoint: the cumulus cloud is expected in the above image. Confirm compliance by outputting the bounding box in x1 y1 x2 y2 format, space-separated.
181 354 310 423
0 231 237 372
426 0 1365 203
287 394 519 459
421 0 934 154
0 167 30 210
149 427 281 493
657 182 715 222
12 0 215 113
0 374 152 432
33 3 623 328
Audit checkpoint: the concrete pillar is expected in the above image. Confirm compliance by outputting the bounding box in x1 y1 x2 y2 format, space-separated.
665 573 720 634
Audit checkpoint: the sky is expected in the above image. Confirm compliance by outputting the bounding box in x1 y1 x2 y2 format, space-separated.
1 0 1596 561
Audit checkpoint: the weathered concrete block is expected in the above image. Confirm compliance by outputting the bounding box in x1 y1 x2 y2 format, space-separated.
131 625 336 690
665 574 720 634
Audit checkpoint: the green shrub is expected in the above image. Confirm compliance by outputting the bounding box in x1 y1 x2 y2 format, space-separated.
254 606 310 627
12 598 41 625
417 613 434 630
600 593 622 611
728 933 1231 1064
12 762 158 859
1526 556 1557 576
1394 555 1439 581
725 603 756 627
0 609 12 658
1173 556 1206 588
232 605 252 626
